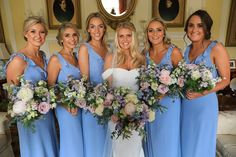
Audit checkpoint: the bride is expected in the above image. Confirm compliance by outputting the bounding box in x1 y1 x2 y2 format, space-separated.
102 21 146 157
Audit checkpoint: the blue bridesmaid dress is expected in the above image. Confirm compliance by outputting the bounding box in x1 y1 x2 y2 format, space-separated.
181 41 218 157
54 53 84 157
81 43 107 157
5 52 58 157
143 46 181 157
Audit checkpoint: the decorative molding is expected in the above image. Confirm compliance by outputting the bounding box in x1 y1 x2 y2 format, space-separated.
3 0 17 52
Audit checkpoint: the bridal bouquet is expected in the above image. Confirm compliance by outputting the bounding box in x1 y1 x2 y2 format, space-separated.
54 75 88 109
177 61 221 94
3 76 57 129
108 87 151 139
136 61 180 112
86 82 154 139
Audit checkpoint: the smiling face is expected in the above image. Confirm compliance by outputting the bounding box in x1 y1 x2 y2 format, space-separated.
186 15 205 42
117 28 133 51
61 27 78 49
87 17 105 41
147 20 165 46
24 23 46 47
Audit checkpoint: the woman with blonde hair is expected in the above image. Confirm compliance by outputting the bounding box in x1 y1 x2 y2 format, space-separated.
47 22 83 157
102 21 145 157
5 16 58 157
143 17 182 157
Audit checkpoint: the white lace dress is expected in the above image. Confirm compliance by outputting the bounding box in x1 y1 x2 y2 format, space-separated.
102 68 144 157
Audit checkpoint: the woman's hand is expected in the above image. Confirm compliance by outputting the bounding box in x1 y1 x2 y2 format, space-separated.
67 107 78 116
186 90 207 99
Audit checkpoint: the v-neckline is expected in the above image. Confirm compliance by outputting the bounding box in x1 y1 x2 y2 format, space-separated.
87 43 105 61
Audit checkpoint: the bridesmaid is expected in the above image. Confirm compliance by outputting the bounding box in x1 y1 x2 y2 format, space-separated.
47 23 83 157
143 17 183 157
181 10 230 157
5 16 58 157
78 12 108 157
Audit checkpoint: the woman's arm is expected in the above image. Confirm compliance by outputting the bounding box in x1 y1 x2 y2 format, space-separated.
103 53 113 86
6 56 27 85
171 47 183 67
78 44 89 80
186 42 230 99
47 55 61 86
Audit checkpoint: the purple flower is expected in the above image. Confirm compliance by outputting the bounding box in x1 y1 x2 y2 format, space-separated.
157 84 169 94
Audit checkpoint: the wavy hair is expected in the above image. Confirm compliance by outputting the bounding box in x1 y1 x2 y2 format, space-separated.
143 17 171 53
114 21 145 68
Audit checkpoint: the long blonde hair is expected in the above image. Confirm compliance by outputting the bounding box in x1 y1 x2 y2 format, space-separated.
114 21 145 68
143 17 171 53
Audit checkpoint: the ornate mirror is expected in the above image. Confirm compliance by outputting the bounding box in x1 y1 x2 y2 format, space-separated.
97 0 137 29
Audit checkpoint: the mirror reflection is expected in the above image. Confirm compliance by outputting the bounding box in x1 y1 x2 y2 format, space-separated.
101 0 131 16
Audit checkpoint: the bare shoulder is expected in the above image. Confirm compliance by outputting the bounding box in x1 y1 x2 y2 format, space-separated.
104 53 114 62
172 47 183 56
212 42 227 54
48 55 59 64
78 44 88 54
8 55 26 66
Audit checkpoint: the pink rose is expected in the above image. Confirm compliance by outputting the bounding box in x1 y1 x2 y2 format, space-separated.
124 102 136 116
38 102 50 114
111 115 119 123
104 93 114 107
177 77 185 88
157 84 169 94
140 82 150 90
159 69 172 85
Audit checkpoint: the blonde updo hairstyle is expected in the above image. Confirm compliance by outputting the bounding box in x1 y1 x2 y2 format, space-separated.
143 17 171 53
114 21 145 68
56 22 79 46
23 16 48 41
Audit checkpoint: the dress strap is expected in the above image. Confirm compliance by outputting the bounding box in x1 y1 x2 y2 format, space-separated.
4 53 29 72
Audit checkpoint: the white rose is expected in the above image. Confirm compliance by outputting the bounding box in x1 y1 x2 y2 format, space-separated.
191 70 201 80
13 101 27 115
17 87 34 102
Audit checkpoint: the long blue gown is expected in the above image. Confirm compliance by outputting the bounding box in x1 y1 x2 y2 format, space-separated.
181 41 218 157
5 52 58 157
54 53 84 157
81 43 107 157
143 46 181 157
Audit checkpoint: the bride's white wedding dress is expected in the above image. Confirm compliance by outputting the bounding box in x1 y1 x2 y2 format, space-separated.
102 68 144 157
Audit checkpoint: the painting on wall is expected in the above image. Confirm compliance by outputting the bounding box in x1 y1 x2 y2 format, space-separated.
46 0 81 29
152 0 185 27
225 0 236 46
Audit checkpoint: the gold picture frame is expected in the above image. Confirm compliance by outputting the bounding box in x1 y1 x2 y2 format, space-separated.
46 0 81 29
152 0 185 27
225 0 236 46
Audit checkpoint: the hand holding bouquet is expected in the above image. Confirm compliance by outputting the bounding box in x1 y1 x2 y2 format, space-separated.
3 76 56 129
54 75 88 110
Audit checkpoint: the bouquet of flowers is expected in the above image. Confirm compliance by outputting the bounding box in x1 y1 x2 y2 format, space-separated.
86 81 154 139
136 61 180 112
176 61 221 94
54 75 88 109
3 76 57 129
85 81 113 124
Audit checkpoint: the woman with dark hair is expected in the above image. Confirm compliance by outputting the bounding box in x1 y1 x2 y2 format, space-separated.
181 10 230 157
